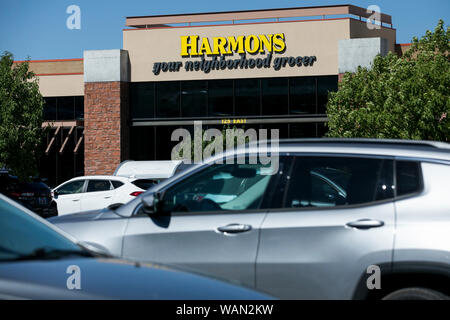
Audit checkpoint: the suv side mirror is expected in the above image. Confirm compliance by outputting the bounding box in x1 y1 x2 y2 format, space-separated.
141 192 161 215
52 190 58 198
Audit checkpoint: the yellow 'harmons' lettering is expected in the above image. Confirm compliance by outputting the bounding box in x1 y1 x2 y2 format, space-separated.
180 35 199 56
272 33 286 53
227 36 245 54
181 34 286 56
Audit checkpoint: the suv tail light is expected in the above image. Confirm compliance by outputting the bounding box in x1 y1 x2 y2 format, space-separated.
130 191 144 197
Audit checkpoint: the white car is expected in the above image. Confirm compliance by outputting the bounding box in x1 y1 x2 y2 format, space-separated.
52 175 158 216
52 161 187 216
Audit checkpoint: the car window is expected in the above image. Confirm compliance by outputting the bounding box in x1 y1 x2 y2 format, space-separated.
57 180 85 195
111 180 124 189
132 179 160 190
308 172 348 207
284 156 394 208
396 161 422 196
87 180 112 192
162 161 276 213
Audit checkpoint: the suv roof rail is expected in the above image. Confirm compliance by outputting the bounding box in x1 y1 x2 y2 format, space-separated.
248 138 450 150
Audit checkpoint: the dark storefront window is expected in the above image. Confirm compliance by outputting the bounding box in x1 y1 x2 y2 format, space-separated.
261 78 288 115
261 123 288 140
43 96 84 121
129 76 337 160
289 123 317 138
39 127 84 187
290 77 316 115
130 76 337 120
235 79 260 116
317 122 329 136
181 81 207 117
156 82 180 118
58 128 76 182
130 126 155 160
317 75 338 114
58 97 75 120
74 96 84 120
131 82 155 119
43 97 57 120
41 97 85 187
208 79 233 117
155 126 189 160
129 122 326 161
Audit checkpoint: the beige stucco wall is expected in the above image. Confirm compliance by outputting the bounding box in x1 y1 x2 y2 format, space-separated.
13 60 84 97
13 59 83 76
30 60 83 75
37 74 84 97
124 19 353 82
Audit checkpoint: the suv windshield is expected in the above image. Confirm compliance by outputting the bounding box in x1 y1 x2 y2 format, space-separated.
0 197 86 262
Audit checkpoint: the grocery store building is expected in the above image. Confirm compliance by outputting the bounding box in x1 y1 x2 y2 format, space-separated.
19 4 410 186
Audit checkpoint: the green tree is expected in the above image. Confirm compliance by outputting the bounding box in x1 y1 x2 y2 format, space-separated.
0 52 46 180
326 20 450 141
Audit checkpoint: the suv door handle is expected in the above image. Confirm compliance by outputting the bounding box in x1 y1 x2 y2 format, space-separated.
104 196 112 199
217 224 252 234
346 219 384 229
72 199 80 202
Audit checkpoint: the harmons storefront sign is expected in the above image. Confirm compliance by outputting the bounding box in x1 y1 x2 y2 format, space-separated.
152 33 317 75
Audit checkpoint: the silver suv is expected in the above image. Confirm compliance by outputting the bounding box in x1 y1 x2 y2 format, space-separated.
50 139 450 300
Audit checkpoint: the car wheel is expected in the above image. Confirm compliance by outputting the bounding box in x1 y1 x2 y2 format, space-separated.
382 287 449 300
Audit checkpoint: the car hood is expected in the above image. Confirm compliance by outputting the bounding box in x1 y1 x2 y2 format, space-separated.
0 257 272 300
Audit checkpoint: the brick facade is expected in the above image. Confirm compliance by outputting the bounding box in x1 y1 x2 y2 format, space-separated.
84 81 129 175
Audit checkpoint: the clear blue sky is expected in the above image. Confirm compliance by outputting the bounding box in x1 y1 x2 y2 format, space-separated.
1 0 449 61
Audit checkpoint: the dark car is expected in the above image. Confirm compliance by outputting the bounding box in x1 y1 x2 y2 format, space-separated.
0 194 272 300
0 173 57 218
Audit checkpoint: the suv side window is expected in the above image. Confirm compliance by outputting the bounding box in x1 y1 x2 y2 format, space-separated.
87 180 112 192
396 160 422 196
161 161 277 213
283 156 394 208
111 180 124 189
57 180 85 195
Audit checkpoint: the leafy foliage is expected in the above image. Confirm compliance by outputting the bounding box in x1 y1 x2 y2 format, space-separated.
326 20 450 141
0 52 46 180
